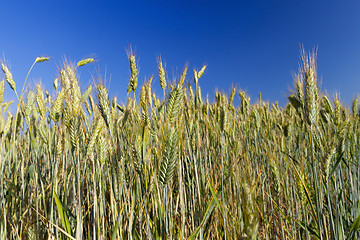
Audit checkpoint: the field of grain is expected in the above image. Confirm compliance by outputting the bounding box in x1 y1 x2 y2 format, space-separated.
0 49 360 239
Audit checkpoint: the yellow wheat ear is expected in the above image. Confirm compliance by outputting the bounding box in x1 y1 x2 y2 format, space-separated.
126 48 138 94
35 57 50 63
193 65 207 85
77 58 95 67
1 62 16 92
157 57 167 91
197 65 207 79
179 64 188 86
0 80 4 104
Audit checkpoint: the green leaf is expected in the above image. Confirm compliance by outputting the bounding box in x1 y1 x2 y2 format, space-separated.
53 190 73 238
188 194 217 240
111 215 121 240
207 177 222 216
347 213 360 239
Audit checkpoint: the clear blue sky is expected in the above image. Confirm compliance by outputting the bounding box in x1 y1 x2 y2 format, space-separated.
1 0 360 106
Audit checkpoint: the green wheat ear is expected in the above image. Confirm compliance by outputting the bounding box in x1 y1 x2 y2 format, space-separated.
97 84 112 129
86 117 105 157
132 135 143 175
352 98 358 116
24 90 35 120
97 134 108 164
69 117 80 150
51 89 65 122
321 95 333 115
81 85 93 104
301 47 319 126
159 127 178 186
36 85 46 119
166 85 183 125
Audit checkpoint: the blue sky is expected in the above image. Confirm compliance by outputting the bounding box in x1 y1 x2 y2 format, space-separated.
1 1 360 107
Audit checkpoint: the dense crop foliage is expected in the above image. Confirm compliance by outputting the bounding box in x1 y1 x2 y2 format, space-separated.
1 49 360 239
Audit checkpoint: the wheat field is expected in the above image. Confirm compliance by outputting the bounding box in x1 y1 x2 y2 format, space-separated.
0 49 359 239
